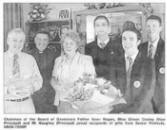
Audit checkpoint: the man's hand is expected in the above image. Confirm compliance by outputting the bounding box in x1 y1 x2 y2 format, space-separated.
6 77 34 96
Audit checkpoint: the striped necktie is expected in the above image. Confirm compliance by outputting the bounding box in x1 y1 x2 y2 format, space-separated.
148 44 154 59
125 56 133 102
126 56 133 88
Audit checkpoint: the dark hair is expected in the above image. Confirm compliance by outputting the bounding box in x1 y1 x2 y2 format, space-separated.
34 31 50 39
122 21 141 40
122 21 136 32
146 15 162 26
94 15 109 26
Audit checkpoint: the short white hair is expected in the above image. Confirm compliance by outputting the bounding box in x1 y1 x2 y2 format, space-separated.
7 28 26 42
61 30 81 48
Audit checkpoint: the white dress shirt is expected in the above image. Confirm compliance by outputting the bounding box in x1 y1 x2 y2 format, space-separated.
4 51 43 113
125 50 139 72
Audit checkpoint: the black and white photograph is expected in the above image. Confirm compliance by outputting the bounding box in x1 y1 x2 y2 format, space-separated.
2 1 165 116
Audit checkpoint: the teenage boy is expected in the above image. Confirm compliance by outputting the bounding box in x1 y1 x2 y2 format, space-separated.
85 15 119 80
110 24 155 113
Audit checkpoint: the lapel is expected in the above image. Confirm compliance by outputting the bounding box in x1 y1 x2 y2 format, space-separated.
104 38 113 50
126 52 144 102
130 52 143 82
116 53 127 94
154 38 164 68
115 52 144 95
143 42 149 56
131 52 142 77
86 39 98 59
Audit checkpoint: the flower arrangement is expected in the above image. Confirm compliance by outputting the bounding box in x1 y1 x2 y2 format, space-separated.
28 3 51 21
139 3 153 17
65 73 122 102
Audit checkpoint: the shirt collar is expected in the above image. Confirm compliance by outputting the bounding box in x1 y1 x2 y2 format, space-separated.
97 38 110 48
6 50 21 58
148 37 160 48
125 50 139 62
36 47 48 54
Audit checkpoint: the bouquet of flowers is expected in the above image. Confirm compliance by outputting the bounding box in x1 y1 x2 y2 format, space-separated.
65 73 122 103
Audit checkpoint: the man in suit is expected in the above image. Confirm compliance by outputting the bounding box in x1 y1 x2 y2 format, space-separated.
110 24 155 113
138 15 165 113
85 15 120 80
29 31 60 113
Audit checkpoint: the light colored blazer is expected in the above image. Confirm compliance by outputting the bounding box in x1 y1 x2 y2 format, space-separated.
52 52 96 105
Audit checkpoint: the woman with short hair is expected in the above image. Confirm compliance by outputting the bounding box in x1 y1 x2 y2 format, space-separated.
51 30 96 113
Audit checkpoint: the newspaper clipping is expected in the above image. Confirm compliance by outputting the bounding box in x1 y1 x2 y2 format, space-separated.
0 0 166 130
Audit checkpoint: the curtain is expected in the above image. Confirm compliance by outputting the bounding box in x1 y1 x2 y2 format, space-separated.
4 3 24 51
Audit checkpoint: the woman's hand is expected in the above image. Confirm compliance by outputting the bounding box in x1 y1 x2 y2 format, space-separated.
50 77 62 91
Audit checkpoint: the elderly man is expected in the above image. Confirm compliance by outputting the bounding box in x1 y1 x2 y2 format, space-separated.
4 28 43 113
29 31 60 113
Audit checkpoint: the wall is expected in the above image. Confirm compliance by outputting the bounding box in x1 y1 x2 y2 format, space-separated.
23 3 165 24
22 3 165 40
22 3 86 23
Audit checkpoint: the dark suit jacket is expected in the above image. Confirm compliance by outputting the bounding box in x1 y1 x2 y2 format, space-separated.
138 38 165 113
110 51 156 113
85 38 121 80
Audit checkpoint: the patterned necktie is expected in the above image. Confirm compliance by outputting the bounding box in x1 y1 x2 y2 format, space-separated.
12 53 20 78
127 56 133 72
148 44 154 59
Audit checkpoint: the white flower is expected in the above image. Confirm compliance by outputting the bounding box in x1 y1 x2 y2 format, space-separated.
96 78 106 86
84 83 97 90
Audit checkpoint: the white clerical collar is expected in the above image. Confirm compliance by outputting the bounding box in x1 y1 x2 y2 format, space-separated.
97 38 110 48
125 50 139 62
39 51 44 54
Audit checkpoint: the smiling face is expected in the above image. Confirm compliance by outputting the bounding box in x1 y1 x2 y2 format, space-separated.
62 37 78 56
94 18 110 37
122 31 140 56
7 33 25 54
146 19 162 42
35 33 49 52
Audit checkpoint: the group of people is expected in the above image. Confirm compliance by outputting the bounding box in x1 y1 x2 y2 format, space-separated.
4 14 165 114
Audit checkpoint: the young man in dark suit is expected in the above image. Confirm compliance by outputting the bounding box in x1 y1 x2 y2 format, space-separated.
85 15 120 80
110 24 155 113
138 15 165 113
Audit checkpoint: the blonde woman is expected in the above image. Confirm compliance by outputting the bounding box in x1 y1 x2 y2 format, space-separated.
51 30 96 113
